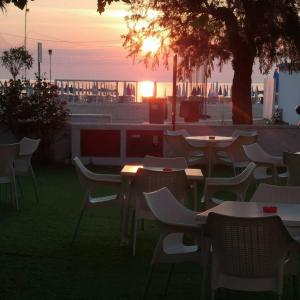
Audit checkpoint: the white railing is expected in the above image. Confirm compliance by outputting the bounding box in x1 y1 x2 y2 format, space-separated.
54 79 139 103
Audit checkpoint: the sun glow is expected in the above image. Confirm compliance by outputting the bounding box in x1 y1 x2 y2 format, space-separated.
140 81 154 97
141 36 161 54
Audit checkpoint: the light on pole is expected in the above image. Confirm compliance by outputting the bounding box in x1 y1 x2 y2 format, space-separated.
48 49 53 83
24 3 29 80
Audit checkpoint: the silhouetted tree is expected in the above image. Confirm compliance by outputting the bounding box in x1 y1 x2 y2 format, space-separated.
1 46 33 80
0 0 28 11
98 0 300 124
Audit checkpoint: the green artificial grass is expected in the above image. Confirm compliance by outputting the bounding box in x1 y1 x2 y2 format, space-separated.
0 164 297 300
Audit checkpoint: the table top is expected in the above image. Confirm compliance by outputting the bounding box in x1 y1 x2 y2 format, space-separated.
121 165 203 180
197 201 300 227
186 135 233 143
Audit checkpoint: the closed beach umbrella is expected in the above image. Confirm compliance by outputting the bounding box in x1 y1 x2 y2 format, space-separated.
182 83 186 97
273 68 279 96
185 81 188 97
192 86 197 96
218 85 223 95
153 81 157 97
215 81 219 94
127 83 132 96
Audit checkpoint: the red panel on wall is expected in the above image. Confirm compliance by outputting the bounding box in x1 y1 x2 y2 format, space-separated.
126 130 163 157
81 129 120 157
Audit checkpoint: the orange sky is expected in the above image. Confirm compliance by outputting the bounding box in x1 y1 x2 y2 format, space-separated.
0 0 266 82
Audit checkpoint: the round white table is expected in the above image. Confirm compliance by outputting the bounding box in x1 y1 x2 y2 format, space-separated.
185 135 234 176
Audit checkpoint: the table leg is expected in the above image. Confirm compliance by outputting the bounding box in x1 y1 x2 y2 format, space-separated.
191 181 198 210
120 177 132 245
207 145 212 177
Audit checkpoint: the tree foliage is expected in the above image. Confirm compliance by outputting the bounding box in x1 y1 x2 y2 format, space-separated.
98 0 300 124
1 46 33 80
0 78 69 160
0 0 29 11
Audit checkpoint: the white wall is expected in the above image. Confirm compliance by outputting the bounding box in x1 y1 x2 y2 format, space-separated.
263 78 274 119
278 71 300 125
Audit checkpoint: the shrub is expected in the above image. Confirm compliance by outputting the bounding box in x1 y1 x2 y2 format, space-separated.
0 78 69 160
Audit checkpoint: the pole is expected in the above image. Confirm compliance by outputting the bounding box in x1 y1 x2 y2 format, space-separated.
38 62 41 80
48 49 52 83
172 54 177 131
24 3 29 80
49 54 52 83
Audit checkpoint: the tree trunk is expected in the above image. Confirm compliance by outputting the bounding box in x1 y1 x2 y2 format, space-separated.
231 55 255 124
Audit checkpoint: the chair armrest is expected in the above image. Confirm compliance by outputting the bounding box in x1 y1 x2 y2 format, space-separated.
89 173 121 183
205 176 242 186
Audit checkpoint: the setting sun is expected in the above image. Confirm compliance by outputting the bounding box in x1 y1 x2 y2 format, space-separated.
140 81 154 97
141 36 161 54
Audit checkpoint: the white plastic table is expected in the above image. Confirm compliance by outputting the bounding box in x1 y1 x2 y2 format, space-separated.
185 136 233 176
120 165 203 244
196 201 300 228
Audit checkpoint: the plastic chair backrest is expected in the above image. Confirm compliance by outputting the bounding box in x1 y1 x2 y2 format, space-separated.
0 143 19 176
206 212 293 277
143 155 188 169
164 134 194 158
19 137 40 156
133 168 189 214
227 135 257 162
166 129 189 137
283 152 300 186
143 187 197 227
232 130 258 138
251 183 300 203
243 143 272 162
73 156 120 193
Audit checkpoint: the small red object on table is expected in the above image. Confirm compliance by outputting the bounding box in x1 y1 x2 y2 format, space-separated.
263 206 277 213
209 136 215 140
163 167 173 172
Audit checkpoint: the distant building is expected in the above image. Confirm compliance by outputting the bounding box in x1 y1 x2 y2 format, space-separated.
278 64 300 125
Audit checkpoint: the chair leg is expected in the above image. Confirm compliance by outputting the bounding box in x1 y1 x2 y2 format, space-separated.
200 264 208 300
30 166 39 203
142 264 155 300
131 212 138 256
17 177 24 198
164 264 174 296
292 275 298 300
211 289 215 300
141 219 145 231
11 176 18 210
71 208 85 243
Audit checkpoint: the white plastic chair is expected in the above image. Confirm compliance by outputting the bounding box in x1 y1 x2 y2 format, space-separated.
251 183 300 204
143 187 209 299
243 143 287 184
203 162 256 209
283 152 300 186
251 182 300 241
164 130 207 167
166 129 190 137
142 155 188 169
14 137 40 203
205 212 299 300
72 156 121 242
0 143 20 209
232 129 258 137
131 168 190 256
214 134 257 175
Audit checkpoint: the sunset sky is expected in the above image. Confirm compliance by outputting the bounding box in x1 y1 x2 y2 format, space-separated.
0 0 267 83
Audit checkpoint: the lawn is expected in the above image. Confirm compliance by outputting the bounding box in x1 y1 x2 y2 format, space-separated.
0 164 297 300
